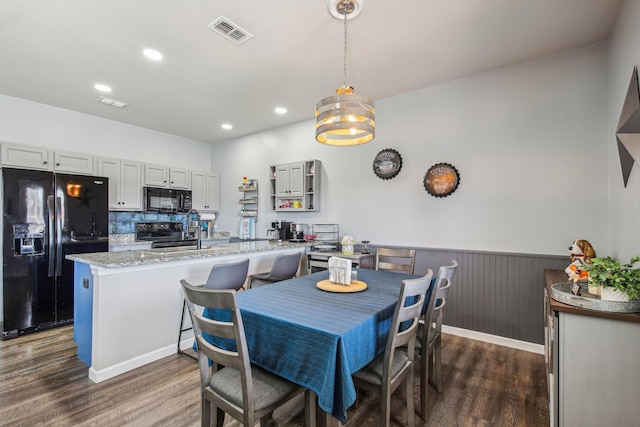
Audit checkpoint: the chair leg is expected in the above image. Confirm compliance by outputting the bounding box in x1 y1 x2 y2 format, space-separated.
177 299 197 361
406 367 415 427
435 337 443 393
381 383 391 427
201 394 211 427
420 350 429 421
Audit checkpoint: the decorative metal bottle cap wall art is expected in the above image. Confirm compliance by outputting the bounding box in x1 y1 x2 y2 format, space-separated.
372 148 402 180
423 163 460 198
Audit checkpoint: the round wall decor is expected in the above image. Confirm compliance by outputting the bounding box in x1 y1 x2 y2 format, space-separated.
423 163 460 197
373 148 402 180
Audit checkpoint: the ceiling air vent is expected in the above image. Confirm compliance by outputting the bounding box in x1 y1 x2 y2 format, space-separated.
207 17 253 45
97 96 129 108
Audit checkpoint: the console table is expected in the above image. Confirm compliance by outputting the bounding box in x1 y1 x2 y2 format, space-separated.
544 269 640 426
307 250 374 272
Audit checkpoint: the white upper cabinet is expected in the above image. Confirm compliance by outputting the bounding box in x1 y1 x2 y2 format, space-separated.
1 144 93 174
97 157 143 210
144 164 169 187
192 170 219 212
270 160 320 212
53 151 94 174
1 143 50 170
169 167 191 189
276 162 304 197
144 164 191 189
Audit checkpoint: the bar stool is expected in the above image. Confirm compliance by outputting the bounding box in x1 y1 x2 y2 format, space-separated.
177 258 249 360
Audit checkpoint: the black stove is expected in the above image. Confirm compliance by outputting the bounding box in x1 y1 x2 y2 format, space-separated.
135 222 196 248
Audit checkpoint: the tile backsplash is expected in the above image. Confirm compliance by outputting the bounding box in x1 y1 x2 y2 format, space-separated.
109 211 188 234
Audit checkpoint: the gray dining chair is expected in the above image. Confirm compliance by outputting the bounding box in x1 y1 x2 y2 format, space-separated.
180 280 313 427
352 270 433 427
375 247 416 274
416 259 458 421
177 258 250 360
248 252 301 288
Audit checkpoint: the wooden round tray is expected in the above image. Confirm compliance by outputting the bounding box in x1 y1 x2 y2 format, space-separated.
316 279 367 293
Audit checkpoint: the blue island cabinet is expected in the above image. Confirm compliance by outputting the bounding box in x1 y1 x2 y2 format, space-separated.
73 262 93 366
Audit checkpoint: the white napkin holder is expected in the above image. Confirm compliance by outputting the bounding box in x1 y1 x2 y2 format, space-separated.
328 256 352 285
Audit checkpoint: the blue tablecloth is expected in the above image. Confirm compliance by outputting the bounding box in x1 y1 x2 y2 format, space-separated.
203 269 423 423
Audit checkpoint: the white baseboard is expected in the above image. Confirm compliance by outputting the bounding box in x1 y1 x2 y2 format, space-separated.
88 344 176 383
442 325 544 355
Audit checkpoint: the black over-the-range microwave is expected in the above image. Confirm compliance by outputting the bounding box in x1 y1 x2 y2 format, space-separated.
143 187 192 213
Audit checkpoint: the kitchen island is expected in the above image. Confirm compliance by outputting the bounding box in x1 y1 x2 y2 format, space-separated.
68 240 309 383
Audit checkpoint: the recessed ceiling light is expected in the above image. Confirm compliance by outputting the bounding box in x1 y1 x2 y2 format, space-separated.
275 107 287 114
221 124 233 130
143 48 163 61
94 83 112 93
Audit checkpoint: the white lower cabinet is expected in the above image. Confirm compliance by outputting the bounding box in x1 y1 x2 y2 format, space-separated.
547 309 640 426
97 157 143 210
192 170 219 211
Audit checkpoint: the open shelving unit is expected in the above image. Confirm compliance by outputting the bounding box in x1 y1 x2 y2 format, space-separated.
239 180 258 221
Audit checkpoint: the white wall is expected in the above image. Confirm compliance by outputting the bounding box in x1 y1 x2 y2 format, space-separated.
607 0 640 262
0 94 212 170
212 42 609 256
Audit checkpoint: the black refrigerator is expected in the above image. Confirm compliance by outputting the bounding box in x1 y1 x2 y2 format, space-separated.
1 167 109 339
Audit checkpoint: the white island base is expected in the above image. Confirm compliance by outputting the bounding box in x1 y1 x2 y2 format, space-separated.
71 242 306 383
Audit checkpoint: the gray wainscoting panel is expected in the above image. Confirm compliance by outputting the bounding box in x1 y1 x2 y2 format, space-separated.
376 246 568 345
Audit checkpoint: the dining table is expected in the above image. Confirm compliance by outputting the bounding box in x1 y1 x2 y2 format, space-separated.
202 268 427 425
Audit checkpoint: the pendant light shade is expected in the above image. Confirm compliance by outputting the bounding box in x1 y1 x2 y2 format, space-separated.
315 0 375 146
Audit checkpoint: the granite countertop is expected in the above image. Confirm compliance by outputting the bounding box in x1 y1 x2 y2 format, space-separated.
68 240 311 268
108 232 232 247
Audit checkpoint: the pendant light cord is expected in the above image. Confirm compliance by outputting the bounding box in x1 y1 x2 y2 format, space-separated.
343 1 349 88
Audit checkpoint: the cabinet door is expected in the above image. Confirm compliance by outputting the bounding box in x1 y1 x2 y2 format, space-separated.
288 163 304 197
97 157 121 209
276 165 290 196
1 144 50 170
205 173 219 211
144 164 168 187
191 171 207 210
120 161 142 210
54 151 94 174
169 167 190 189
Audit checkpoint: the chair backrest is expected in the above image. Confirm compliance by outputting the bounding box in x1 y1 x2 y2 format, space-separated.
375 247 416 274
382 270 433 382
266 252 301 280
205 258 250 291
180 280 253 403
422 260 458 346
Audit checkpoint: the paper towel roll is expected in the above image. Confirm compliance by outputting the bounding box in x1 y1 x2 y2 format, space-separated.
200 213 216 221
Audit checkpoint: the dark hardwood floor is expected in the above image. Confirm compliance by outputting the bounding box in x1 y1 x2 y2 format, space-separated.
0 326 549 426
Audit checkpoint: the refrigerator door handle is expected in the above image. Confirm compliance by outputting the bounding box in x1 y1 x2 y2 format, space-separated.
47 195 55 277
55 196 63 276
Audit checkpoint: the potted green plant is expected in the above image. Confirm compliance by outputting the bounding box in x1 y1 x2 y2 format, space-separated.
582 255 640 301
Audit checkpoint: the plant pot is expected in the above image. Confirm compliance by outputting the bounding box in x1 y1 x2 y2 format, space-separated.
588 280 601 296
600 286 631 302
342 244 354 256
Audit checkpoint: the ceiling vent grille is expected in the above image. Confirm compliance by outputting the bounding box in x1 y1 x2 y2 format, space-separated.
207 17 253 45
97 96 129 108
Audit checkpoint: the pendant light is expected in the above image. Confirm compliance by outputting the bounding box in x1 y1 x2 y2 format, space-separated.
315 0 375 146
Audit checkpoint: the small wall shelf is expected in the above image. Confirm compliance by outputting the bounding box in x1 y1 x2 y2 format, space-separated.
239 180 258 221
